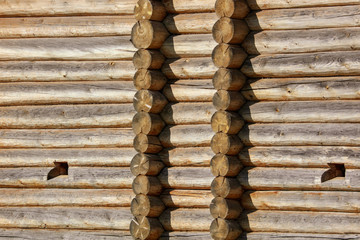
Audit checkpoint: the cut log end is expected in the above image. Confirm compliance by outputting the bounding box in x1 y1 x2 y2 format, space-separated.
213 18 249 44
212 43 247 68
131 153 165 176
211 132 243 155
131 20 169 49
131 194 165 217
132 175 163 195
134 134 163 153
133 49 165 70
211 110 244 134
134 90 168 113
213 68 246 91
132 112 165 136
130 216 164 240
211 176 243 199
213 90 245 111
210 197 242 219
211 154 243 177
210 218 242 240
215 0 250 19
134 0 167 21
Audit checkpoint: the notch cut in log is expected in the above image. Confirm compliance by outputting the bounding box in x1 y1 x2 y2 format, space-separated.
134 0 167 21
133 49 165 70
47 162 68 180
211 110 244 134
213 90 245 111
213 68 246 91
321 163 345 183
132 175 162 195
212 43 247 68
211 154 242 177
213 18 249 44
132 112 165 136
131 20 169 49
131 194 165 217
133 90 168 113
130 216 164 240
131 153 165 176
211 132 243 155
134 134 163 153
210 218 242 240
211 176 243 199
210 197 242 219
215 0 250 19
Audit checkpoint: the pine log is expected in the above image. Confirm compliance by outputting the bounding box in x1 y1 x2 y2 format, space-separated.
160 102 215 125
0 61 135 82
238 167 360 191
242 76 360 101
133 90 168 113
161 34 217 58
159 147 213 167
133 49 165 70
246 0 360 10
215 0 250 19
241 51 360 78
211 154 243 177
131 153 165 176
163 13 217 34
212 43 247 68
158 167 213 189
211 176 243 199
131 195 165 217
242 191 360 213
132 175 162 195
0 167 133 188
240 210 360 234
0 128 134 148
130 216 164 240
159 208 212 231
213 18 249 44
132 112 165 135
0 104 135 129
162 80 215 102
211 110 244 134
211 132 243 155
210 218 242 240
246 5 360 30
134 134 163 153
239 146 360 168
160 232 211 239
134 0 167 21
131 20 169 49
213 90 245 111
239 123 360 146
162 0 216 13
210 197 242 219
160 189 212 208
162 58 217 79
243 232 360 240
213 68 246 91
159 124 213 148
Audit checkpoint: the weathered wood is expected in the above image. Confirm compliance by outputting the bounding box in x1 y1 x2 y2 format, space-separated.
242 76 360 101
240 210 360 234
211 154 242 177
133 49 165 70
130 216 164 240
242 191 360 213
0 104 135 129
158 167 213 189
131 195 165 217
134 0 166 21
159 147 213 167
0 128 134 148
131 153 164 176
159 124 213 148
210 218 242 240
215 0 250 19
211 110 244 134
159 208 212 231
161 34 217 58
162 0 216 13
132 20 169 49
239 123 360 146
246 0 360 10
134 134 163 153
213 18 249 44
163 13 217 34
212 43 247 68
160 189 212 207
210 197 242 219
132 175 162 195
211 132 243 155
243 232 360 240
211 176 243 199
213 68 246 91
162 58 217 79
0 61 135 82
133 90 168 113
161 232 212 239
161 102 215 125
213 90 245 111
132 112 165 135
163 80 215 102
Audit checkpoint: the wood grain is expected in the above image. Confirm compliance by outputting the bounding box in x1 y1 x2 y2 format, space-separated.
162 58 217 79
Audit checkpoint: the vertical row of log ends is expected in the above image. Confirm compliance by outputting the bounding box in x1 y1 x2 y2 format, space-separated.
210 0 250 239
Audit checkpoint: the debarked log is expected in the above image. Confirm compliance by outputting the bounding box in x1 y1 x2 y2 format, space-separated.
160 189 212 208
133 49 165 70
163 13 217 34
133 69 167 91
162 0 216 13
213 18 249 44
242 232 360 240
134 0 167 21
246 0 360 10
131 20 169 49
215 0 249 19
159 147 213 167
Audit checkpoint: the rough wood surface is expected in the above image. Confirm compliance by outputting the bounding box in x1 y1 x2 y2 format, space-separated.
162 0 216 13
163 13 217 34
210 197 242 219
213 68 246 91
213 90 245 111
211 110 244 134
133 134 163 153
131 195 165 217
134 0 166 21
133 90 168 113
211 176 243 199
131 20 169 49
210 218 242 240
215 0 249 19
211 132 243 155
132 112 165 135
133 49 165 70
160 189 212 208
212 43 247 68
163 80 215 102
246 0 360 10
162 58 217 79
213 18 249 44
132 175 162 195
211 154 243 177
242 232 360 240
161 232 212 239
130 153 164 176
133 69 167 91
159 147 213 167
130 216 163 240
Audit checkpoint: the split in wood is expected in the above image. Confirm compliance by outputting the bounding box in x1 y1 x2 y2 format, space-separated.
213 90 245 111
213 68 246 91
211 154 243 177
215 0 250 19
134 133 163 153
47 162 68 180
134 0 167 21
211 176 243 199
131 194 165 217
130 216 164 240
131 20 169 49
132 112 165 136
133 90 168 113
133 49 165 70
210 218 242 240
213 18 249 44
211 110 244 134
212 43 247 68
132 175 163 195
211 132 243 155
210 197 242 219
131 153 165 176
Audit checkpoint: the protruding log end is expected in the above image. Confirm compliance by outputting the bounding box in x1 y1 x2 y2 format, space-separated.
134 133 163 153
211 110 244 134
134 0 167 21
211 132 243 155
134 69 167 91
130 216 164 240
133 49 165 70
131 194 165 217
131 20 169 49
213 90 245 111
133 112 165 135
134 90 168 113
213 18 249 44
211 154 243 177
210 218 242 240
211 176 243 199
213 68 246 91
133 175 163 195
131 153 165 176
212 43 247 68
210 197 242 219
215 0 250 19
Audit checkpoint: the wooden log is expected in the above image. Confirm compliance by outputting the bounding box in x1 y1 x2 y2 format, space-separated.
239 123 360 146
213 68 246 91
210 218 242 240
162 0 216 13
134 70 167 91
159 147 213 167
211 154 242 177
242 232 360 240
0 61 135 82
158 167 213 189
0 128 134 148
240 210 360 234
163 13 217 34
0 104 135 129
160 189 212 208
159 124 213 148
239 146 360 168
134 134 163 153
133 49 165 70
161 34 217 58
134 0 167 21
159 208 212 231
132 175 162 195
242 191 360 213
215 0 250 19
246 5 360 30
131 195 165 217
160 102 215 125
211 110 244 134
161 232 212 239
210 197 242 219
246 0 360 10
131 153 165 176
162 79 215 102
132 112 165 135
211 132 243 155
162 58 217 79
213 90 245 111
131 20 169 49
211 176 243 199
212 43 247 68
133 90 168 113
238 167 360 191
213 18 249 44
130 216 164 240
242 76 360 101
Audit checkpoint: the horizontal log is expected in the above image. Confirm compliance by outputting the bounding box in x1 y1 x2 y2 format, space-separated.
239 123 360 146
133 50 165 70
163 13 216 34
238 167 360 191
162 80 215 102
241 51 360 78
242 191 360 212
0 61 135 82
0 16 135 38
161 34 216 58
246 0 360 10
159 124 213 147
130 216 164 239
0 128 134 148
160 189 212 208
243 232 360 240
161 102 215 125
242 76 360 101
210 218 242 240
0 36 135 61
246 5 360 30
240 101 360 123
134 90 168 114
159 147 213 167
134 0 167 21
131 20 169 49
160 232 211 239
162 58 217 79
162 0 216 13
240 210 360 233
215 0 249 19
159 167 213 189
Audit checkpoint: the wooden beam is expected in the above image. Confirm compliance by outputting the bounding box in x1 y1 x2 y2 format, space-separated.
246 0 360 10
242 232 360 240
163 13 216 34
160 189 212 208
162 0 216 13
162 58 217 79
159 147 213 167
163 80 215 102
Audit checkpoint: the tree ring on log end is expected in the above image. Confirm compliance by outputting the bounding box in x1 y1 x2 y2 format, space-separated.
211 153 243 177
211 176 243 199
133 175 162 195
213 68 246 91
131 153 164 176
130 216 164 240
210 218 242 240
211 132 243 155
215 0 250 19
